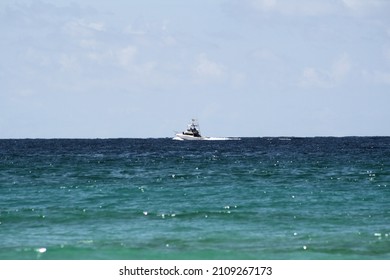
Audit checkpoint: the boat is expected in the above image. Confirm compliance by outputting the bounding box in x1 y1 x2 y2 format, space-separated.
173 119 206 140
173 119 241 141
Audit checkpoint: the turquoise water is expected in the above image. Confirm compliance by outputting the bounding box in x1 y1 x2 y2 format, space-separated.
0 138 389 259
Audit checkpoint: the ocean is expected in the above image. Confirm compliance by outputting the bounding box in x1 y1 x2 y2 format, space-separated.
0 137 389 260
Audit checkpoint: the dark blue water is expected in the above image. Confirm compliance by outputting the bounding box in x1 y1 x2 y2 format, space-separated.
0 137 389 259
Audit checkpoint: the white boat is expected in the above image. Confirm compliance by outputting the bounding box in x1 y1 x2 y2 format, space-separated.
174 119 206 140
173 119 240 141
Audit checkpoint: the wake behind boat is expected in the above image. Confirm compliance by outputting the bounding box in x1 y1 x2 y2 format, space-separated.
173 119 240 141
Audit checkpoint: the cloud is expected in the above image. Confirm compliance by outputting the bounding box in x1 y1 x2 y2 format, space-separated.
79 39 99 49
59 54 81 73
64 19 105 37
124 25 146 36
342 0 364 9
117 45 138 67
249 0 339 16
252 0 277 11
300 67 330 88
341 0 387 10
331 54 351 82
252 48 280 61
194 53 226 81
300 54 351 88
373 71 390 85
247 0 390 16
362 70 390 85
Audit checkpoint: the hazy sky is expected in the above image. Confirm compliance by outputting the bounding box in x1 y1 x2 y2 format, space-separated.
1 0 390 138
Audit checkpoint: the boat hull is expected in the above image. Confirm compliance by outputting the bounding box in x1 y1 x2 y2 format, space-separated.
173 134 238 141
174 133 207 140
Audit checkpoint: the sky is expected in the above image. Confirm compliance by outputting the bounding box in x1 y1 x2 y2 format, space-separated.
1 0 390 138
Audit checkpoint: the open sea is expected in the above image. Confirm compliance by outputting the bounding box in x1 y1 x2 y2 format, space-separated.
0 137 389 260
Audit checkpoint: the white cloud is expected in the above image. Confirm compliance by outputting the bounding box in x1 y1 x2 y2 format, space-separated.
300 54 351 88
112 45 159 81
117 45 138 67
250 0 339 16
252 0 277 11
341 0 387 11
342 0 363 9
252 48 280 61
64 19 105 37
87 21 105 32
79 39 98 49
373 71 390 84
231 72 247 87
162 35 177 46
124 24 146 36
59 54 81 73
300 67 331 88
331 54 351 82
194 53 226 81
363 70 390 85
248 0 390 16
